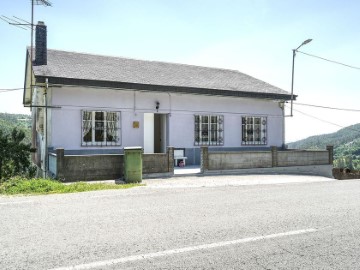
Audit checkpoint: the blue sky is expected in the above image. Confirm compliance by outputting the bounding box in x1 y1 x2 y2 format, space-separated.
1 0 359 142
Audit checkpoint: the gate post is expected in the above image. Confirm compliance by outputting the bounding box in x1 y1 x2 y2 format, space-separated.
326 145 334 165
271 146 278 167
167 147 174 173
201 146 209 173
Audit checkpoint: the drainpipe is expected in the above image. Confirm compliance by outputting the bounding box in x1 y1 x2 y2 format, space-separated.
167 92 172 116
282 103 286 148
133 90 138 116
279 101 286 149
44 78 48 177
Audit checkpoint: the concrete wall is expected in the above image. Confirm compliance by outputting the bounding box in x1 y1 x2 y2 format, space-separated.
51 147 174 182
51 150 124 182
278 151 329 166
143 151 174 174
201 146 334 178
48 86 285 153
208 151 272 170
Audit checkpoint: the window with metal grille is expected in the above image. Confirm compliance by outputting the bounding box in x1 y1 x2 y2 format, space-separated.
82 111 121 146
194 115 224 146
242 116 267 145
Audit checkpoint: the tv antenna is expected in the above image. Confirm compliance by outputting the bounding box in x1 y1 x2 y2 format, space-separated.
1 0 52 104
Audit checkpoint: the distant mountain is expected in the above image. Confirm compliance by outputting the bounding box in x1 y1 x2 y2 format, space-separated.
0 113 32 145
288 123 360 169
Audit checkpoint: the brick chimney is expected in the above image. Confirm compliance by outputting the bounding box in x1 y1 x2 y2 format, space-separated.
35 21 47 66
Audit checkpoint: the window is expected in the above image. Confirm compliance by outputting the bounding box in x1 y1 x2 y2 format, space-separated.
82 111 121 146
242 116 267 145
194 115 224 146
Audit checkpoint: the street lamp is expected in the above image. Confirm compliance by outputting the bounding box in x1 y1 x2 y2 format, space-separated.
290 38 312 116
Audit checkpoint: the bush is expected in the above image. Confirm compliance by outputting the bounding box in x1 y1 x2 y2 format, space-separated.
0 128 34 181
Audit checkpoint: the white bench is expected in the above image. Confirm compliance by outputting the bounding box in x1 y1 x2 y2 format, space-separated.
174 149 187 167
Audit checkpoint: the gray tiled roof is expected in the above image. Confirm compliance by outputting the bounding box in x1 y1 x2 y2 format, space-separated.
32 49 290 98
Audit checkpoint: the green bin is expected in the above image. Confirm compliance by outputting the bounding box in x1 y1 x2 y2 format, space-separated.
124 147 143 183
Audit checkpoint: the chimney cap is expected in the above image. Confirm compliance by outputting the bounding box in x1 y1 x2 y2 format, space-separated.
37 21 45 25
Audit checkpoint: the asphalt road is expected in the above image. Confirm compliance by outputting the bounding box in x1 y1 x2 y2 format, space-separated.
1 175 360 269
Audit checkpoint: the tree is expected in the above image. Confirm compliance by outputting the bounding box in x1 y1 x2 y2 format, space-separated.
0 128 34 181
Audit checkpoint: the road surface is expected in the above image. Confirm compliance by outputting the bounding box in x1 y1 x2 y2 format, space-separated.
1 175 359 269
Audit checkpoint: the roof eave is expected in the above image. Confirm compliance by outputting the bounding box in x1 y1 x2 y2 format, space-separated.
36 76 295 101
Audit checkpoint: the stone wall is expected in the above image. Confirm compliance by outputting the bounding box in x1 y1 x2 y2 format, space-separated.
333 168 360 180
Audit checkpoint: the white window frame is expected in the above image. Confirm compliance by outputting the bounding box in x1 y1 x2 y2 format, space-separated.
81 110 121 146
241 116 267 145
194 115 224 146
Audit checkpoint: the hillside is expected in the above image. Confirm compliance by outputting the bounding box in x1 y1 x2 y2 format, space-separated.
288 123 360 169
0 113 32 145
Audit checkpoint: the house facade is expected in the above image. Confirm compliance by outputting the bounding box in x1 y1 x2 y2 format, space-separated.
24 22 293 177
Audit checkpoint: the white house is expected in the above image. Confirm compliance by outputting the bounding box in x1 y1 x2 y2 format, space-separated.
24 22 293 176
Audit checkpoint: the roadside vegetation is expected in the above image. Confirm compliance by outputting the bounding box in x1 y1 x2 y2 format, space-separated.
0 177 142 196
288 123 360 170
0 114 142 195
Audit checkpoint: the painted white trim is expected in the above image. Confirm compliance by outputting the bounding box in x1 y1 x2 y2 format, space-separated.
144 113 154 153
50 228 318 270
0 201 34 206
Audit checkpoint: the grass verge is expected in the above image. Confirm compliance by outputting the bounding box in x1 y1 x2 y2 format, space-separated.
0 177 143 196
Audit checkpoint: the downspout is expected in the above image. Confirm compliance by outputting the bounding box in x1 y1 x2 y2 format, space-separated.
167 92 172 148
30 0 34 105
133 90 137 115
167 92 172 116
44 78 48 177
280 101 286 148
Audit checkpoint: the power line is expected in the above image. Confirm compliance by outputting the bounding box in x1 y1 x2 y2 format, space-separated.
294 102 360 112
297 50 360 70
286 105 360 134
0 88 24 92
2 86 360 114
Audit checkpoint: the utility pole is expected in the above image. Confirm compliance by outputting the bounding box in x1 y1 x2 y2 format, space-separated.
1 0 52 177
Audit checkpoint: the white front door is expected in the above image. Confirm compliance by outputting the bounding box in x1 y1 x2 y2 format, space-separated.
144 113 154 153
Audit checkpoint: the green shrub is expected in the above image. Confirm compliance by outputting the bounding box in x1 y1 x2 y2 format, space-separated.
0 128 34 181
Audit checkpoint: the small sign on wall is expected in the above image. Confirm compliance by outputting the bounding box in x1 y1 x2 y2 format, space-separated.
133 121 140 128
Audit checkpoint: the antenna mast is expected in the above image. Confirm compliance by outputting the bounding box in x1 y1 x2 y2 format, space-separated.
30 0 52 100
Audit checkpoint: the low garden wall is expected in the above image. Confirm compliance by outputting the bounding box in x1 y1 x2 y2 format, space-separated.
49 149 124 182
48 146 335 181
207 151 272 170
201 146 334 178
277 150 330 166
142 148 174 177
49 147 174 182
